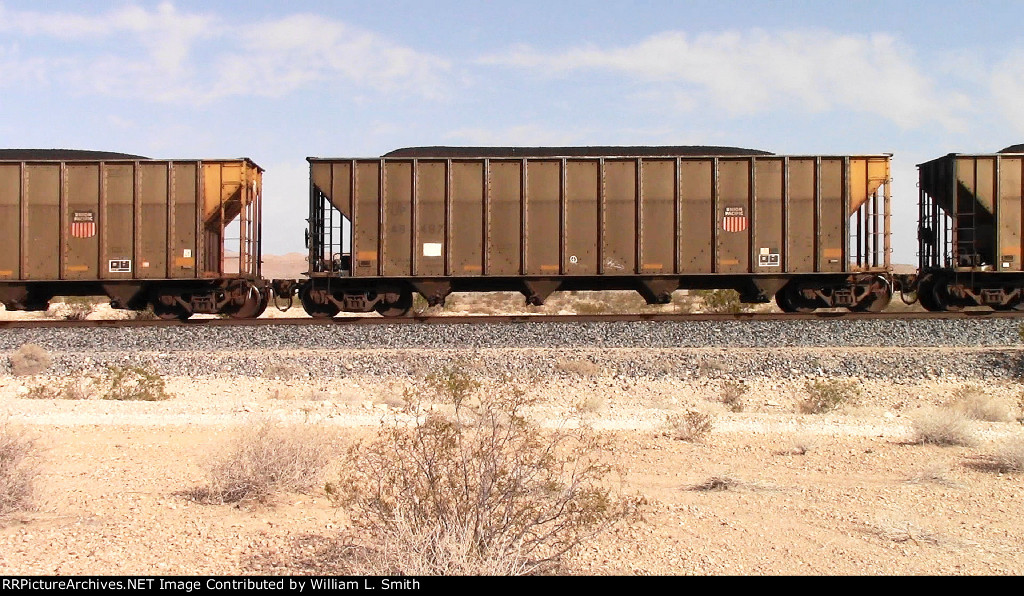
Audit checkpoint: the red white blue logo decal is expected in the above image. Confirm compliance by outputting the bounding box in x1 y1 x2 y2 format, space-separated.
722 207 747 232
71 211 96 238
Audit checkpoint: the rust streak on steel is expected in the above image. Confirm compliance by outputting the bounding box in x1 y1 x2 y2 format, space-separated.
0 309 1015 330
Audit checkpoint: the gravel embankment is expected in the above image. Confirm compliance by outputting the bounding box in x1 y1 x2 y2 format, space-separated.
1 319 1022 381
0 317 1020 352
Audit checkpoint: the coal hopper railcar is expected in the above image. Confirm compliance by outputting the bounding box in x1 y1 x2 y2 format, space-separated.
295 146 893 317
0 150 268 319
916 148 1024 311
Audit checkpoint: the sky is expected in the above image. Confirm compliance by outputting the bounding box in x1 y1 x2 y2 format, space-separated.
2 0 1023 264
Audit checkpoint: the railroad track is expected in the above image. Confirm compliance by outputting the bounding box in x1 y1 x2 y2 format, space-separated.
0 309 1021 329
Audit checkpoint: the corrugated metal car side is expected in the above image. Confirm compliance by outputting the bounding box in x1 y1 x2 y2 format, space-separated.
310 154 890 279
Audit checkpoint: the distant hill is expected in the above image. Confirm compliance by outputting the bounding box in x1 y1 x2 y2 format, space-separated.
261 253 307 279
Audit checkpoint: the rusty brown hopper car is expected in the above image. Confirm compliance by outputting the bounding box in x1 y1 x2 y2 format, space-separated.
917 150 1024 311
0 151 268 319
300 147 892 316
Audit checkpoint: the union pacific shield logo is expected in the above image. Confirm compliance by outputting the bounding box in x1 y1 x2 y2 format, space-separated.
71 211 96 238
722 206 747 233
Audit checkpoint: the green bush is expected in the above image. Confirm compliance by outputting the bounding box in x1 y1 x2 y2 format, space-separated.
797 379 860 414
101 365 171 401
693 290 742 314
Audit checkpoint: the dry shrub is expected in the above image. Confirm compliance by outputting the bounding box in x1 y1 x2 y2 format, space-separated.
687 475 741 492
554 358 603 377
63 377 98 400
950 385 1013 422
797 379 860 414
261 363 305 380
719 381 747 412
126 308 159 321
572 301 608 315
51 297 97 321
9 344 51 376
987 435 1024 473
23 376 98 400
23 383 60 400
101 365 171 401
693 289 743 314
0 422 38 515
20 368 161 402
575 394 608 415
326 366 640 575
698 358 728 376
865 517 941 545
910 407 975 447
190 420 332 504
664 410 713 442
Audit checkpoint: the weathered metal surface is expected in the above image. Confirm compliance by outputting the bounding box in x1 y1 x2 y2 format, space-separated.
918 152 1024 273
309 151 891 282
0 157 263 285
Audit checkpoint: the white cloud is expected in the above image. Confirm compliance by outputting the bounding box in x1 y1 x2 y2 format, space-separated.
990 53 1024 135
0 3 450 104
215 14 451 101
481 29 970 131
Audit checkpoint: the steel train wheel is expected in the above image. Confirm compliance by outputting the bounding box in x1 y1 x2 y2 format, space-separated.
775 283 815 313
225 282 269 319
299 285 340 318
152 298 190 321
850 276 892 313
915 276 943 312
374 290 413 318
931 277 965 312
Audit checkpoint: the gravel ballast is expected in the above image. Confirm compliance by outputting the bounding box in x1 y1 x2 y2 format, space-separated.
0 317 1021 352
2 318 1022 381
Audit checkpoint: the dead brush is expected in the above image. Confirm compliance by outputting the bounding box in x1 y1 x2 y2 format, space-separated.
949 385 1014 422
692 289 743 314
0 422 39 515
555 358 603 377
261 363 305 380
970 435 1024 473
325 365 641 575
663 409 713 442
9 344 51 376
910 407 975 447
22 376 98 400
686 475 742 492
718 380 748 412
574 394 608 415
188 419 332 504
906 464 961 487
865 518 942 546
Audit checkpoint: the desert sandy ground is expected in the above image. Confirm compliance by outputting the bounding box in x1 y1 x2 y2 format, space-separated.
1 369 1023 576
0 281 1020 576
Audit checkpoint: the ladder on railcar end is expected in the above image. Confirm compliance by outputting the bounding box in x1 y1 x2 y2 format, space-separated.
853 189 885 270
307 186 347 275
918 182 937 270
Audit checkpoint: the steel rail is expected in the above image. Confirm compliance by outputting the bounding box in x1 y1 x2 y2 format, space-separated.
0 309 1019 330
